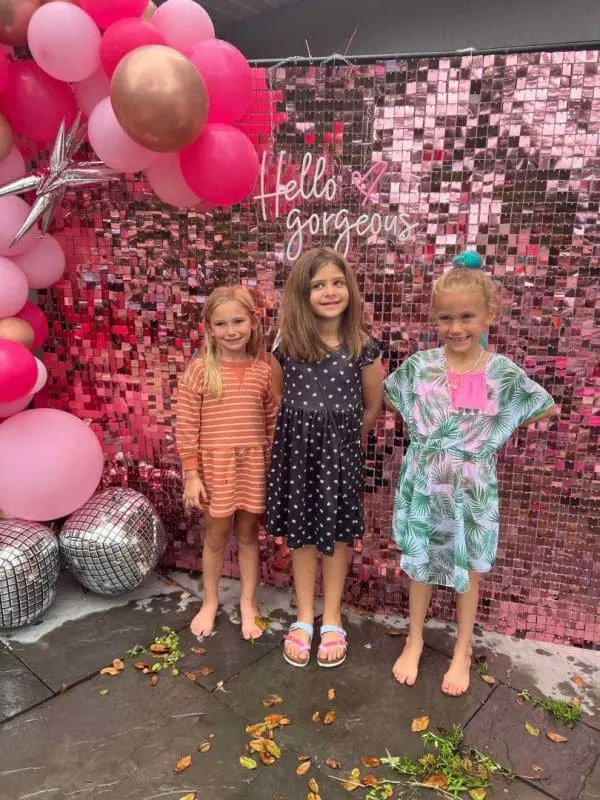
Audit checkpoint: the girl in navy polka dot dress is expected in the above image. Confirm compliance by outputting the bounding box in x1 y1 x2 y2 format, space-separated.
267 248 383 668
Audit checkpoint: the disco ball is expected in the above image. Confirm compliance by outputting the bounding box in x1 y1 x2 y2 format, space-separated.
58 488 167 595
0 520 60 629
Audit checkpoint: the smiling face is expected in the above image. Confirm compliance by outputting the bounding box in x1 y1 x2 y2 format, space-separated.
208 300 255 359
308 262 350 322
434 288 495 359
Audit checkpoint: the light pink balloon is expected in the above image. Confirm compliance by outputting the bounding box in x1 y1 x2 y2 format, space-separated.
0 196 41 257
28 2 101 82
73 66 110 117
88 97 160 172
152 0 215 54
190 39 252 123
16 301 48 349
0 146 26 184
0 408 105 521
32 357 48 394
0 394 32 420
0 256 29 317
146 153 202 207
13 234 66 290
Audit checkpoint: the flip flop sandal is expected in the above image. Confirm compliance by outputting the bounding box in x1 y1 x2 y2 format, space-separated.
317 624 348 668
282 621 313 668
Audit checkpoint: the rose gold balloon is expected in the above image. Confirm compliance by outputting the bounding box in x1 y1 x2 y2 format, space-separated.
0 0 41 47
0 317 35 349
142 0 156 19
0 112 12 160
110 45 209 153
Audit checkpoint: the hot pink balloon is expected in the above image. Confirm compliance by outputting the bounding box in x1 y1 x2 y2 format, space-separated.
0 60 77 143
0 340 37 403
13 234 66 289
100 18 166 77
152 0 214 54
190 39 252 123
88 97 160 172
28 2 101 82
0 47 8 92
180 123 259 206
0 408 105 521
0 255 29 316
16 301 48 349
0 394 32 420
79 0 147 30
0 146 26 184
0 196 41 257
72 66 110 117
146 153 202 207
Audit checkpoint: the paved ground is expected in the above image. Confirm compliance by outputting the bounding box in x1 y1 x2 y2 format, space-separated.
1 571 599 800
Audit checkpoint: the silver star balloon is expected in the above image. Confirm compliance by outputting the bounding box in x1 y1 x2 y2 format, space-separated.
0 114 120 247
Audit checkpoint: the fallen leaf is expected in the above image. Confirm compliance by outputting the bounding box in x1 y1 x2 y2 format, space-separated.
197 740 211 753
246 722 268 737
249 738 267 753
278 716 291 726
308 776 319 792
200 666 215 676
516 696 526 706
262 694 284 707
547 731 568 743
327 688 336 700
421 774 448 789
112 658 125 671
296 760 311 775
571 675 586 689
264 740 282 759
343 767 361 791
384 626 408 636
239 755 258 769
191 646 206 655
259 751 276 766
312 711 321 723
323 710 336 725
264 713 285 726
481 674 497 685
531 764 544 772
185 672 196 681
142 667 150 674
99 689 109 696
525 722 540 737
99 666 120 676
307 794 320 800
361 756 381 767
174 755 192 773
133 661 148 670
58 683 68 694
215 680 224 691
468 790 487 800
411 715 430 732
362 774 379 786
255 616 270 632
326 758 341 769
150 643 169 654
148 675 159 687
179 794 196 800
298 753 311 762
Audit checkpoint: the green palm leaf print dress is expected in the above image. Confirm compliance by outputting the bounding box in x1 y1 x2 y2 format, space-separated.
384 349 554 593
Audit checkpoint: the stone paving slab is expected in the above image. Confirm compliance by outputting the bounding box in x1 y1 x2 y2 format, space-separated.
0 644 51 723
581 752 600 800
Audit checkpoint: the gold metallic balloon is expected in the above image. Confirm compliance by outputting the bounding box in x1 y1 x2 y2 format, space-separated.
0 0 41 46
142 0 156 19
0 317 35 349
110 45 209 153
0 112 13 161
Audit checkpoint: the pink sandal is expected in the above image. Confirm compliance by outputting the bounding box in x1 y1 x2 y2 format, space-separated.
283 621 313 668
317 625 348 668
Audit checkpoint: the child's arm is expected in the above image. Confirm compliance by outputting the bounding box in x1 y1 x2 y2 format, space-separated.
270 354 284 401
361 357 384 444
264 356 282 447
175 364 208 508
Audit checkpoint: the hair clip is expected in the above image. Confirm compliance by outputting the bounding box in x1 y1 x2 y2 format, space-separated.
452 250 483 270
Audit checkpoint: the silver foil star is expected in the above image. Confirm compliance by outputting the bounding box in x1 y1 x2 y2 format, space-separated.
0 114 119 247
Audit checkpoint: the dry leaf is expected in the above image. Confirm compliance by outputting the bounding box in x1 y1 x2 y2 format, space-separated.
58 683 68 694
246 722 268 737
197 740 211 753
531 764 544 772
99 689 109 696
307 794 320 800
343 767 361 791
296 760 311 776
249 738 267 753
516 696 526 706
525 722 540 737
264 740 282 759
174 755 192 773
239 756 258 769
149 643 169 654
312 711 321 723
362 775 379 787
142 667 150 674
148 675 159 687
327 688 336 700
481 674 497 685
384 626 408 636
278 716 291 726
259 751 276 766
185 672 196 681
255 616 270 632
308 777 319 792
323 710 336 725
215 680 224 691
191 646 206 655
571 675 586 689
360 756 381 767
99 666 120 676
468 790 487 800
547 731 568 743
133 661 148 670
112 658 125 671
200 666 215 676
179 794 196 800
411 715 430 732
326 758 341 769
421 774 448 789
298 753 311 762
262 694 284 707
264 713 285 726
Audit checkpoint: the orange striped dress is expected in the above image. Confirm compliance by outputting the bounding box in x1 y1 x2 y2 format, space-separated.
176 356 280 518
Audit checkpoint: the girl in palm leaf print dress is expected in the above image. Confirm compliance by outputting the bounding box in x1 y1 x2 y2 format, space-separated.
384 254 556 697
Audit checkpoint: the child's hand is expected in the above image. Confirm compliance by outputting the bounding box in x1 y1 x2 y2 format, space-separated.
183 473 208 509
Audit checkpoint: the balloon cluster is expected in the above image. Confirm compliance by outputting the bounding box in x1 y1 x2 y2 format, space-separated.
0 0 262 209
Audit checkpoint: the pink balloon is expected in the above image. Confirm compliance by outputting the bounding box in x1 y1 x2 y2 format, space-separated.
16 301 48 349
100 18 166 77
0 408 105 521
180 124 259 206
32 357 48 394
0 340 37 403
28 2 101 82
0 47 8 93
0 196 41 257
13 234 66 289
79 0 147 30
0 256 29 317
0 60 77 143
72 66 110 117
190 39 252 123
152 0 214 54
146 153 202 207
88 97 160 172
0 146 26 184
0 394 32 420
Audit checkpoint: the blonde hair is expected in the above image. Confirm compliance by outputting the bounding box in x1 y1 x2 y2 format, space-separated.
279 247 367 362
433 267 499 315
201 286 262 399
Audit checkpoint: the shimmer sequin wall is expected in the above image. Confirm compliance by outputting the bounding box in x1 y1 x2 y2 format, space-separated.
39 52 599 648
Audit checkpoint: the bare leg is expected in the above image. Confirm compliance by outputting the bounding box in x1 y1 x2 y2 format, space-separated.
442 571 480 695
190 515 232 637
235 510 263 640
320 542 349 662
393 580 433 685
284 545 317 663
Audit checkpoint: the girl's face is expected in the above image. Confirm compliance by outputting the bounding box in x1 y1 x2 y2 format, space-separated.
309 262 349 322
434 288 494 358
208 300 255 359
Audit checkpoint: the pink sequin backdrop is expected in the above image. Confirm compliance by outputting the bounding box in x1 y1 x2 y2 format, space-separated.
36 54 599 647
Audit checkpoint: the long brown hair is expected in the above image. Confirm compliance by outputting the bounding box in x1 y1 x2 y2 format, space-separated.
202 286 262 399
279 248 367 362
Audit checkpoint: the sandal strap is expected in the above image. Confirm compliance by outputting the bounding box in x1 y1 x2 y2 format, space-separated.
284 634 311 653
290 621 314 637
320 624 346 637
318 638 346 652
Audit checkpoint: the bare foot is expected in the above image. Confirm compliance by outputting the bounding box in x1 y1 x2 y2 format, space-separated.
240 598 264 640
283 620 313 664
392 636 424 686
190 599 219 637
441 650 472 695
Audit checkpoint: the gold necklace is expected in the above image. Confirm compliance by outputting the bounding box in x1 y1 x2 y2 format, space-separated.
443 345 484 390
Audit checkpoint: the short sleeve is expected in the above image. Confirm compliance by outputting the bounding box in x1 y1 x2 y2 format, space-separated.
384 356 417 421
358 337 382 368
505 363 555 428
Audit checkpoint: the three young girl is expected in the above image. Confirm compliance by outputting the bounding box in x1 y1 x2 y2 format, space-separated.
176 248 555 692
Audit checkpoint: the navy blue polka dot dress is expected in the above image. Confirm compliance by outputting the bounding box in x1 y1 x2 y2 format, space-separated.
266 338 381 555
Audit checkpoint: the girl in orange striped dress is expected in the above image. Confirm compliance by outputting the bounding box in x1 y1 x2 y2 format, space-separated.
176 286 279 640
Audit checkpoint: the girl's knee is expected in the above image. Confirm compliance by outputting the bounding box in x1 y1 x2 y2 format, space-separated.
236 527 259 547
